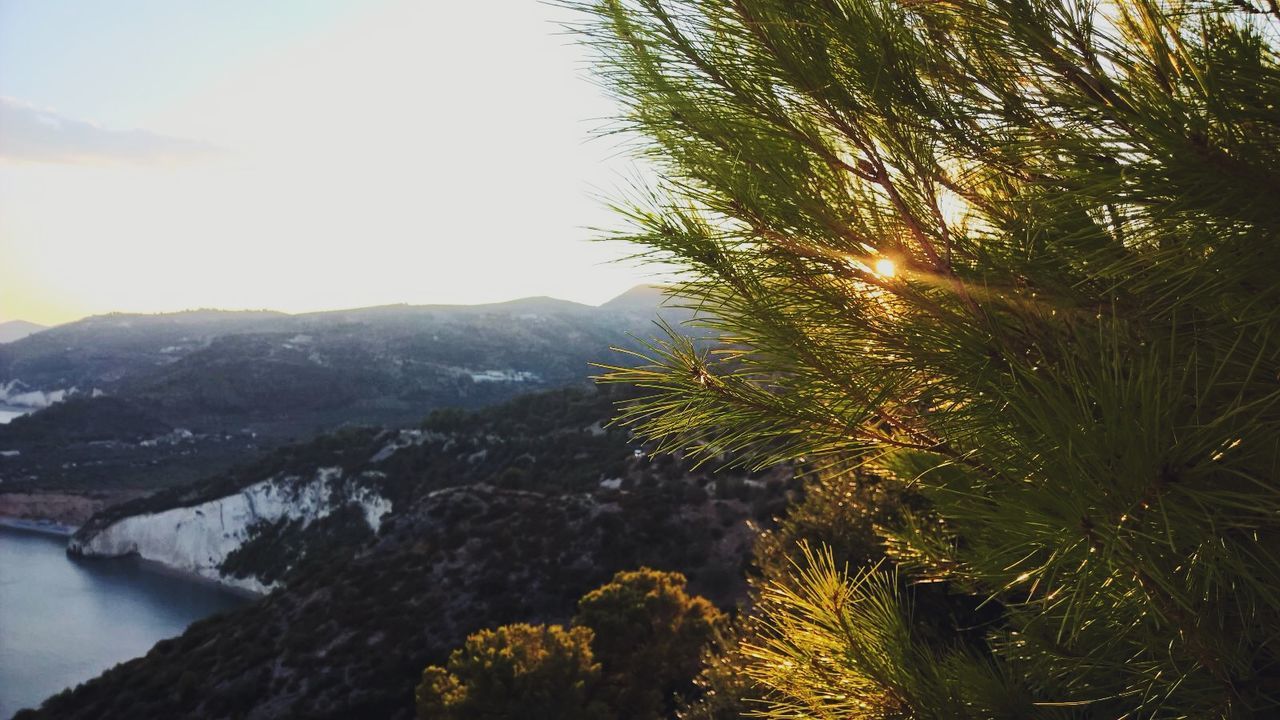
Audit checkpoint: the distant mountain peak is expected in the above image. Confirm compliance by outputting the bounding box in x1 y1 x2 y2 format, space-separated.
471 295 595 313
0 319 47 344
600 284 674 311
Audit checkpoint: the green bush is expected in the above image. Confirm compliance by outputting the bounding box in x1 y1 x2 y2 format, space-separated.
574 568 725 720
414 623 610 720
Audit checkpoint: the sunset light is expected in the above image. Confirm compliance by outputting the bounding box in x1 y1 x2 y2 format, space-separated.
0 1 649 325
3 1 1273 717
873 257 897 278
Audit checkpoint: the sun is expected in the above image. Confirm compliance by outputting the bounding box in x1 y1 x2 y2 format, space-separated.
873 258 897 278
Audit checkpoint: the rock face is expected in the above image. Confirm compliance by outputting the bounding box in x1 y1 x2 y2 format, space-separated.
68 468 392 593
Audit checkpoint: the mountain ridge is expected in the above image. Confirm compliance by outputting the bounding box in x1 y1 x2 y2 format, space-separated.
0 285 694 503
0 320 47 344
25 285 667 328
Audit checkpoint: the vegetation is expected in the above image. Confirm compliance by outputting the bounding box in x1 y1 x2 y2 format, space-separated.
416 623 609 720
578 0 1280 717
0 291 693 494
18 387 787 719
82 384 792 595
0 397 169 447
418 569 723 720
575 568 725 718
678 467 996 719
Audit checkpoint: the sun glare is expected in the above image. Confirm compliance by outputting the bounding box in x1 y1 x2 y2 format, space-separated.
873 258 897 278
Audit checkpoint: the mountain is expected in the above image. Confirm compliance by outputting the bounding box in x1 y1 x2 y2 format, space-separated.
20 386 792 719
0 288 698 501
0 319 46 344
599 284 673 312
0 290 687 420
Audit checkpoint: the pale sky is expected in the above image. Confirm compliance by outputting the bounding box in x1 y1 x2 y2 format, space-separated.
0 0 654 326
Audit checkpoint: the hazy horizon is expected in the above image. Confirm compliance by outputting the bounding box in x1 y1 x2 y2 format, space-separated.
0 1 656 326
0 282 667 329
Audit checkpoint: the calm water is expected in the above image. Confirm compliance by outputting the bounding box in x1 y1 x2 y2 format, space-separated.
0 527 250 718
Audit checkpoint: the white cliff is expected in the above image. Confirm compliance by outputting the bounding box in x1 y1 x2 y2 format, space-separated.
68 467 392 594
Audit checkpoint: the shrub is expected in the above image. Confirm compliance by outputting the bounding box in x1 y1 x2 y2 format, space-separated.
574 568 725 719
414 623 610 720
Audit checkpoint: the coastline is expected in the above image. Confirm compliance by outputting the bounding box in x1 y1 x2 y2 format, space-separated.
0 517 255 720
0 515 78 537
125 555 269 600
0 516 266 599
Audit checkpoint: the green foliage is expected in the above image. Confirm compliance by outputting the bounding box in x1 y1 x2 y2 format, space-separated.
680 467 949 719
577 0 1280 716
219 503 374 585
24 378 783 719
415 569 725 720
415 623 611 720
747 544 1037 720
752 466 911 580
0 397 170 447
575 568 727 718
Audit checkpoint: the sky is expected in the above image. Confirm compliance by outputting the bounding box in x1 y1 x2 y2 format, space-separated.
0 0 655 326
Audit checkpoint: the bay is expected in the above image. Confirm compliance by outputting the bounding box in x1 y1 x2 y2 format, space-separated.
0 527 250 718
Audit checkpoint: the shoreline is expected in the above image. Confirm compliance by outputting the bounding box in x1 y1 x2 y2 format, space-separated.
0 516 78 537
1 516 266 600
124 554 269 600
67 542 270 600
62 538 271 599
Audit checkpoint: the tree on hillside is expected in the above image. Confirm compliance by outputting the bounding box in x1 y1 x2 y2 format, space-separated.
415 570 722 719
577 0 1280 716
574 568 725 718
415 623 609 720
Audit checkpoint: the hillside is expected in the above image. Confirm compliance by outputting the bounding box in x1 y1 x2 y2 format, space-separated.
0 320 47 344
0 292 678 406
0 288 694 499
18 386 792 719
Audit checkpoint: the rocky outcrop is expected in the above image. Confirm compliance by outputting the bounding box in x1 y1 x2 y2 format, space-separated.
68 468 391 593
